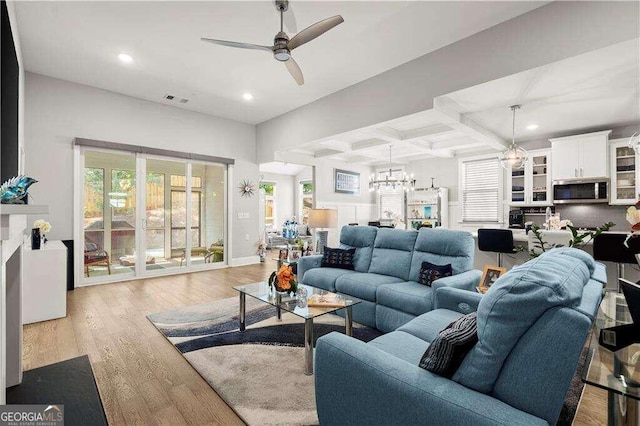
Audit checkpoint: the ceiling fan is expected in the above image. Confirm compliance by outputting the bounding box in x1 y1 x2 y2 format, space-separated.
201 0 344 86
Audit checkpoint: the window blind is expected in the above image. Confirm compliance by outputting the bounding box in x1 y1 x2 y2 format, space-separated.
462 157 500 222
376 169 404 219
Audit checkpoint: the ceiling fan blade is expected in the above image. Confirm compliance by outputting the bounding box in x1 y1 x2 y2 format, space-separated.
288 15 344 51
283 3 298 33
284 57 304 86
200 38 272 52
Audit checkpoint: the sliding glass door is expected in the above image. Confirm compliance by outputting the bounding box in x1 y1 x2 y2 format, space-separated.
80 149 226 284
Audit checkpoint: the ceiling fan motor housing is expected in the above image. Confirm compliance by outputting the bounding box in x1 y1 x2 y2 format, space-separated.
273 31 290 61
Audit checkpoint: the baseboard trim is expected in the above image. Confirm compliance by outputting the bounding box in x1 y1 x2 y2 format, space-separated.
230 256 260 267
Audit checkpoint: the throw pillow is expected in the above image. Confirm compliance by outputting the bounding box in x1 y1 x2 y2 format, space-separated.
418 261 452 286
419 312 478 378
321 247 356 270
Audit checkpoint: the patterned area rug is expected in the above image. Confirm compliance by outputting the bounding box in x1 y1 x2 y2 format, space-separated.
148 297 582 425
147 296 382 425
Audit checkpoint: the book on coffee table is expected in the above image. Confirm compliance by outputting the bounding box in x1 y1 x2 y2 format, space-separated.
307 293 346 307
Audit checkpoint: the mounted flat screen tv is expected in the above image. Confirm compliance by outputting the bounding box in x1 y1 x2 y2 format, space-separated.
1 0 20 184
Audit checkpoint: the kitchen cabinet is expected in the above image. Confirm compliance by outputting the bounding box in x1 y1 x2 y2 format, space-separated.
550 130 611 180
609 138 638 205
508 149 552 206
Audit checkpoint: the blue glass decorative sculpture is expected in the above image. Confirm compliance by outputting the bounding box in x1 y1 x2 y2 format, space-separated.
0 175 38 204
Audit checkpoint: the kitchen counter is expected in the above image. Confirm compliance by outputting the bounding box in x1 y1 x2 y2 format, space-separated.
469 229 635 290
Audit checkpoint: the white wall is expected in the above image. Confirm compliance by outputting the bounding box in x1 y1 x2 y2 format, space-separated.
24 72 258 259
256 1 639 162
260 172 295 228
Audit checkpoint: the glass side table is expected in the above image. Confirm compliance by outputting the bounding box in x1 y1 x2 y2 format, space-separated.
582 291 640 425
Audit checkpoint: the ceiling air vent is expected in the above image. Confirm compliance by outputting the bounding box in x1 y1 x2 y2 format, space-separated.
163 94 189 104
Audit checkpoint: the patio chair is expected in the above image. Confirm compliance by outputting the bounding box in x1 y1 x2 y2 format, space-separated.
84 243 111 276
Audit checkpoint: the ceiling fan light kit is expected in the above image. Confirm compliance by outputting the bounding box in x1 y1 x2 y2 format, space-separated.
201 0 343 86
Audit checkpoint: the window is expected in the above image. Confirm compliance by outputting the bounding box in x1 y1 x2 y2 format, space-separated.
170 174 202 188
376 169 404 222
460 156 502 222
260 182 276 226
300 181 313 224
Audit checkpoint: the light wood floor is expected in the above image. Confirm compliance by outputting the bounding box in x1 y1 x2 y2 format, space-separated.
22 255 606 425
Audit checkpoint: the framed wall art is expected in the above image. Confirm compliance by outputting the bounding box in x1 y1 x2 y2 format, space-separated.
334 169 360 195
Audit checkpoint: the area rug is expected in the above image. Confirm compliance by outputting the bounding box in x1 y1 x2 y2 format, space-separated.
148 297 582 426
7 355 108 426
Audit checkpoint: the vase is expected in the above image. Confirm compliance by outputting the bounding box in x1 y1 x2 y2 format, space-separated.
31 228 41 250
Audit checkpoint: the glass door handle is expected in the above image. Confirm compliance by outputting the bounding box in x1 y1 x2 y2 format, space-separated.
141 218 147 230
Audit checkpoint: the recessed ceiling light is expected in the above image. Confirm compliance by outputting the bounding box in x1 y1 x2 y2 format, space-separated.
118 53 133 64
242 93 254 101
526 124 539 131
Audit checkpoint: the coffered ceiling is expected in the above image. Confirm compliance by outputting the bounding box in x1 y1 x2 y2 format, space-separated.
287 38 640 167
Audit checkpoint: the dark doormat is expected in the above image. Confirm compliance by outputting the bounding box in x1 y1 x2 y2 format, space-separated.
7 355 107 426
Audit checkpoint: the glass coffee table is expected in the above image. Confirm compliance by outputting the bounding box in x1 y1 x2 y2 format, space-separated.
233 282 361 375
582 290 639 425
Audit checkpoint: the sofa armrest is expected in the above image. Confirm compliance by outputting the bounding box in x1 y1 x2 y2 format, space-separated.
315 333 547 426
297 255 322 281
431 269 482 292
433 287 483 314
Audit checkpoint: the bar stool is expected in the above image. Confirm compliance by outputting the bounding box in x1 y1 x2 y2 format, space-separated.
477 229 516 268
593 232 640 292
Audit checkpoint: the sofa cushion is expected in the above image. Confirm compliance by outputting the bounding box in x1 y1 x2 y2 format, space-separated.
398 309 463 343
302 267 356 292
368 228 418 280
338 226 378 273
368 330 430 365
321 247 355 270
418 261 452 286
409 228 474 282
335 273 404 302
453 247 595 394
419 312 478 378
377 281 435 316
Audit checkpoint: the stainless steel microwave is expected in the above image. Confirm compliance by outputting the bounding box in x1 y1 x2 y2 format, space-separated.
552 178 609 204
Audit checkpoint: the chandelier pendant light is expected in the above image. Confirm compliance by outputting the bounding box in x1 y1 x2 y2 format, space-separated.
499 105 528 170
369 146 416 193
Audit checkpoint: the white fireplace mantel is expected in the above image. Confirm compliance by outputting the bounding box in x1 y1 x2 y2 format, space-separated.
0 204 49 404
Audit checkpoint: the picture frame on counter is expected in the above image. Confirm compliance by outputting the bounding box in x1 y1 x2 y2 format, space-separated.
477 265 507 294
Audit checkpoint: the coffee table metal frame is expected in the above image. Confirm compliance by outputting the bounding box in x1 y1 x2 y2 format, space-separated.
234 282 360 375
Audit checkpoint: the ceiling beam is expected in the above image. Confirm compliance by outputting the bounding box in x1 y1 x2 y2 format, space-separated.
432 97 510 150
314 148 345 158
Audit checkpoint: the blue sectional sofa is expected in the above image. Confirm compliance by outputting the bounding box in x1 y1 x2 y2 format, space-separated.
297 226 482 332
314 247 606 425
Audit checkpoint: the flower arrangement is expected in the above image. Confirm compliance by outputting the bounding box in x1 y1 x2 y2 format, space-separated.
625 201 640 247
33 219 52 234
268 264 298 294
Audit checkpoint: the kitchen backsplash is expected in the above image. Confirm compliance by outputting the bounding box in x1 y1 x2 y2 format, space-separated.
554 204 628 230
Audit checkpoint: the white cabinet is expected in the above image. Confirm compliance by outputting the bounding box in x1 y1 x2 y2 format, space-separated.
609 138 638 205
508 149 552 206
22 240 67 324
550 130 611 180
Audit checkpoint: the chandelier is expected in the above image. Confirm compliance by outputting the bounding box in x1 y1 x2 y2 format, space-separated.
499 105 528 170
369 146 416 193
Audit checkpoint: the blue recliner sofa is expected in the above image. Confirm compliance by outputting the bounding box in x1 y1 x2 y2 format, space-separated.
314 247 606 425
297 226 482 332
